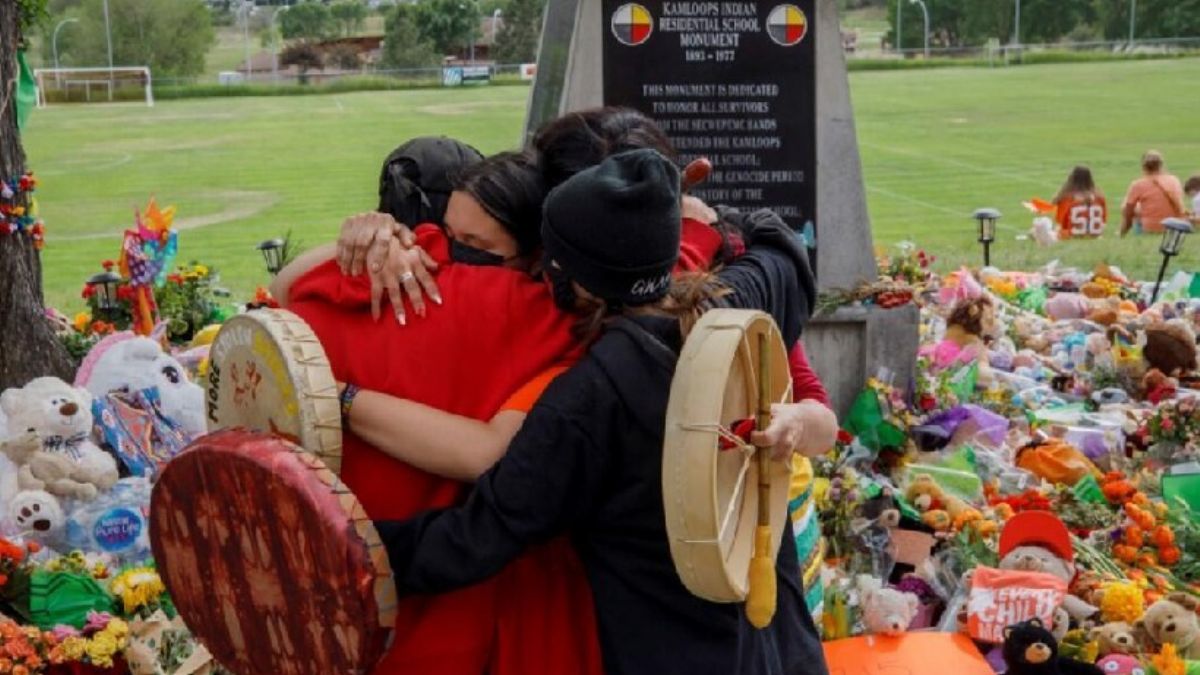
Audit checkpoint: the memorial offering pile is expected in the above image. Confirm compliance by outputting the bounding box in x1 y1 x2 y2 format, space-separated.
0 200 274 674
816 248 1200 673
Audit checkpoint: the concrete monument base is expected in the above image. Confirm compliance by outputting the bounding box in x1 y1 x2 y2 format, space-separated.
802 304 920 419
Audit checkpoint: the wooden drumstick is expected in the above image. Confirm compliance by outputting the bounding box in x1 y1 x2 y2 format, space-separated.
746 331 776 629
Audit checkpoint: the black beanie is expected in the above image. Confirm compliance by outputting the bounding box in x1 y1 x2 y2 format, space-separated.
542 149 681 306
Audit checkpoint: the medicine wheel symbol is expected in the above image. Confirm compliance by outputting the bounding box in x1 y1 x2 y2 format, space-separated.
611 3 653 46
767 4 808 47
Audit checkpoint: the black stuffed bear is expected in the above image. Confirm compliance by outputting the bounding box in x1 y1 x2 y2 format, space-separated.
1003 620 1104 675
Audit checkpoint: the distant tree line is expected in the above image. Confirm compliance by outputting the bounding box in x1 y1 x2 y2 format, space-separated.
886 0 1200 49
34 0 545 80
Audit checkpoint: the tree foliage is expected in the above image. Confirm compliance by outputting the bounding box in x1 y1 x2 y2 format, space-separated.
493 0 544 63
413 0 480 56
885 0 1199 48
380 3 439 69
326 43 362 70
47 0 214 77
330 0 368 37
280 1 333 41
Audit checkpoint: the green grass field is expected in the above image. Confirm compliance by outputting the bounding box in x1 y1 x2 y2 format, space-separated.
20 58 1200 311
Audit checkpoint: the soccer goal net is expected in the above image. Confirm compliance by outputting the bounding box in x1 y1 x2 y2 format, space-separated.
34 67 154 108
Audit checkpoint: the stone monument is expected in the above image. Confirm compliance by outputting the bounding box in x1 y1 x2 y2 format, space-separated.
526 0 918 416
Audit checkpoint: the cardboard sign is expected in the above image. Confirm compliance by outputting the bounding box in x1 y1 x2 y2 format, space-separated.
823 633 993 675
890 530 936 567
966 567 1066 644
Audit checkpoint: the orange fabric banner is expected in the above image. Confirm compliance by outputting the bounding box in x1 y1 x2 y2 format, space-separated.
822 633 993 675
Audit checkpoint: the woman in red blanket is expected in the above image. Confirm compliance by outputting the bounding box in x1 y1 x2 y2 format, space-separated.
279 148 747 675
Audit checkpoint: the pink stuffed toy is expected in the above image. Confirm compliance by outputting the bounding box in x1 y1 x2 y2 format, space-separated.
1094 655 1145 675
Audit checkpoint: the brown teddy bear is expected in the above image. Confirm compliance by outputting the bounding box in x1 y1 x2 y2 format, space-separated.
944 296 999 386
1136 593 1200 659
1088 622 1141 657
1144 320 1198 377
1141 368 1179 405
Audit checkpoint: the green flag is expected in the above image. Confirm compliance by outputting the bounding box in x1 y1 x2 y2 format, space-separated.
15 49 37 131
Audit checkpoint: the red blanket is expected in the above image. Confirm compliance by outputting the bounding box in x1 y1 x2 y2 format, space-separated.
289 226 593 675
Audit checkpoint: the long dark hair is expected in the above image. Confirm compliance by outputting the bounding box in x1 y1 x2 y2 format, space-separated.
570 272 731 342
532 107 677 189
533 107 744 264
453 150 546 254
1054 166 1100 203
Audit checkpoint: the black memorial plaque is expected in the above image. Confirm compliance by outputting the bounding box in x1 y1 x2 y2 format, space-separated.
602 0 817 239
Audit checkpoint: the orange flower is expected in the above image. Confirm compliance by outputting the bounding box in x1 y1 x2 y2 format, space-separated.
1153 526 1175 548
1160 546 1182 566
24 542 39 554
1125 526 1145 548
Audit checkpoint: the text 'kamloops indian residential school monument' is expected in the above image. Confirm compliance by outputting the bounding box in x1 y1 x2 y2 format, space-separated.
524 0 920 415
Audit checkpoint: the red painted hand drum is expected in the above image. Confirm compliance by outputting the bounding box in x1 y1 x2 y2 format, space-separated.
150 429 396 674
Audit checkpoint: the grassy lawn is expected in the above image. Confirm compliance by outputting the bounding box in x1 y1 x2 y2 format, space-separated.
20 58 1200 311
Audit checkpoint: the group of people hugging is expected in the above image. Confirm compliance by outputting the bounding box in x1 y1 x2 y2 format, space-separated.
269 106 837 675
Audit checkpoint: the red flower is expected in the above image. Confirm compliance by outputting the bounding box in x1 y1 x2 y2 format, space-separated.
101 259 115 271
836 429 853 445
81 285 95 299
167 273 184 285
919 393 937 411
116 285 134 301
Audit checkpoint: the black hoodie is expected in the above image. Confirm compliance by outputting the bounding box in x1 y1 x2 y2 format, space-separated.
376 228 827 675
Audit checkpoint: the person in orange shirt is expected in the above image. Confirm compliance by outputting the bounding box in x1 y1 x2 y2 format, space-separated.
1053 166 1107 239
1121 150 1185 236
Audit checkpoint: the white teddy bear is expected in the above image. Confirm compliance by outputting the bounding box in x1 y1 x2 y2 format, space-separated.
75 333 206 437
0 377 119 493
8 489 67 548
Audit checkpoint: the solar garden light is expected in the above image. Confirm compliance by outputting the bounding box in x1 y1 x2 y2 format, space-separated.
86 270 123 316
1150 218 1194 305
972 208 1001 268
257 238 285 276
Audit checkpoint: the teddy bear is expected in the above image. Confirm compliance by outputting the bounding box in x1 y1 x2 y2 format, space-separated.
1136 594 1200 659
904 474 986 536
8 489 67 549
1141 369 1178 405
997 511 1098 624
0 378 118 495
1 432 102 501
937 296 1000 386
1003 619 1105 675
75 333 206 437
1046 294 1092 322
1143 320 1198 377
1090 622 1142 657
858 579 919 637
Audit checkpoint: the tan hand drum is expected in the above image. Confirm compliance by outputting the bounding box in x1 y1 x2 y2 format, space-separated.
151 429 397 674
205 309 342 472
662 309 793 620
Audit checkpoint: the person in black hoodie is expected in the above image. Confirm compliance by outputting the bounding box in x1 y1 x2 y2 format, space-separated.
375 148 829 675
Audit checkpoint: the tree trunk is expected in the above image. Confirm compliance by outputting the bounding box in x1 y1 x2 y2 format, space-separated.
0 0 73 390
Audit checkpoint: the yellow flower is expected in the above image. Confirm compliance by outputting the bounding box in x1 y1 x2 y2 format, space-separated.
85 632 119 668
58 637 86 661
73 312 91 333
110 568 165 614
101 617 129 645
193 264 209 277
1099 581 1145 624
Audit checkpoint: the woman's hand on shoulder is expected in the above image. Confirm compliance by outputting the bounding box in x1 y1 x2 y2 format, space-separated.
336 211 416 277
371 236 441 325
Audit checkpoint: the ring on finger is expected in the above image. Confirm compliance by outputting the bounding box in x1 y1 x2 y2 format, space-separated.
399 272 416 283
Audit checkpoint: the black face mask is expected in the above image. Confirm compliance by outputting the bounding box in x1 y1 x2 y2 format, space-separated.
545 263 577 312
449 239 507 267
